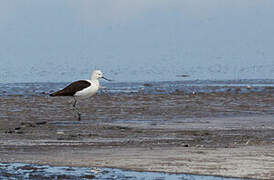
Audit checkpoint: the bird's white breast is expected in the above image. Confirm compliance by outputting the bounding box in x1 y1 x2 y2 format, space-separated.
74 80 99 99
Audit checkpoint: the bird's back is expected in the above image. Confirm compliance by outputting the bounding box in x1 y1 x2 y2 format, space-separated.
50 80 91 97
74 80 99 98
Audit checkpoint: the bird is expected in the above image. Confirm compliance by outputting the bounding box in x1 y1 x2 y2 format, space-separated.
50 70 112 120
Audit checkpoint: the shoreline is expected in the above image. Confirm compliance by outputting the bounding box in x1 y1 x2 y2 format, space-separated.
1 137 273 179
0 145 268 180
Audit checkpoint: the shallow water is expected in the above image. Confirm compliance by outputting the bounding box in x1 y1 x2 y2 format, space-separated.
0 162 243 180
0 79 273 96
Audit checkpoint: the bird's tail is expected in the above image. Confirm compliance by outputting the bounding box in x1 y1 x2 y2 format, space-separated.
49 89 73 96
49 92 57 97
49 91 62 96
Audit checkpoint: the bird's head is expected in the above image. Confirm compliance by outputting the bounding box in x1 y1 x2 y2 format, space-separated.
91 70 112 81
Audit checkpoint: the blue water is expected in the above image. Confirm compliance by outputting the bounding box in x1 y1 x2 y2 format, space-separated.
0 79 273 97
0 162 245 180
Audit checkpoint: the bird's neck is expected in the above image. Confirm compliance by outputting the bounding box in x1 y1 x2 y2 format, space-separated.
90 79 99 86
91 75 97 80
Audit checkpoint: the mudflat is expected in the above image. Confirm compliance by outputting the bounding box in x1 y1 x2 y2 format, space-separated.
0 91 273 179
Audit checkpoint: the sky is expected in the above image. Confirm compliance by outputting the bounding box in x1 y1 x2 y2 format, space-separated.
0 0 274 83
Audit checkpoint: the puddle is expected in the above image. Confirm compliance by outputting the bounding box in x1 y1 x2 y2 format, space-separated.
0 162 243 180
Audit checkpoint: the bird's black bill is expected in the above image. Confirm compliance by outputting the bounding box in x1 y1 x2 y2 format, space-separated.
102 76 113 81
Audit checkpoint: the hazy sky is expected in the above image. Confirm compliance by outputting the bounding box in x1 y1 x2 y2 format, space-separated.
0 0 274 82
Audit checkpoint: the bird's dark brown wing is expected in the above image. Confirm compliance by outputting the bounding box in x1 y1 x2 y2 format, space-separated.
50 80 91 96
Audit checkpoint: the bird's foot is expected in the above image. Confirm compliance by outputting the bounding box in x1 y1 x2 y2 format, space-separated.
77 113 81 121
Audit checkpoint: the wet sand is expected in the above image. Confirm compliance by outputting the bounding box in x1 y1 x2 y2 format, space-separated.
0 91 273 179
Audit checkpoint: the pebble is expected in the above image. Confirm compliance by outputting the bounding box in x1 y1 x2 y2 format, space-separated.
56 131 65 135
15 130 23 134
36 121 47 125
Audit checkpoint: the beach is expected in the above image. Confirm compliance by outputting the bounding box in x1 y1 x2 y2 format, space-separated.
0 87 273 179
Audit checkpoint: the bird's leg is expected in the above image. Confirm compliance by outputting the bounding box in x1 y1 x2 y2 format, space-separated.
73 98 77 108
76 110 81 121
73 97 81 121
74 107 81 121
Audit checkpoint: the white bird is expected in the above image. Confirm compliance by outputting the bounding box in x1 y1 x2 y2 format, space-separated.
50 70 112 120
